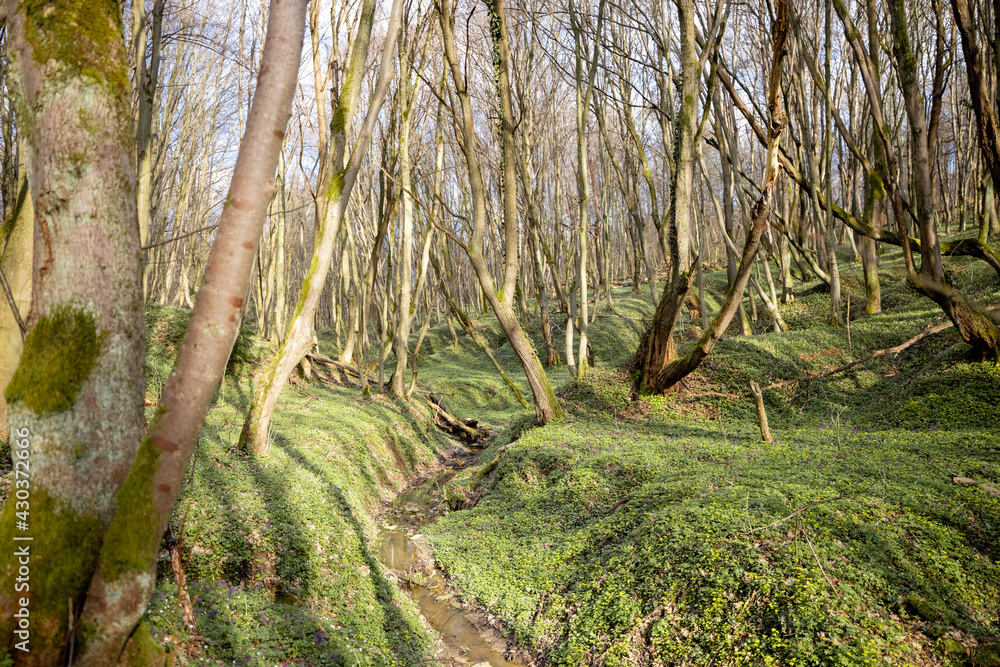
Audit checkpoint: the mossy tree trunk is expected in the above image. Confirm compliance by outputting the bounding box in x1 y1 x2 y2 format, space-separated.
239 0 403 454
637 0 698 392
650 0 791 393
0 0 307 661
70 0 308 662
0 1 146 661
438 0 561 424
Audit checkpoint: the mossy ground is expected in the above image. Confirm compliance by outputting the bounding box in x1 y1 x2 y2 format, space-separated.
2 233 1000 665
421 236 1000 667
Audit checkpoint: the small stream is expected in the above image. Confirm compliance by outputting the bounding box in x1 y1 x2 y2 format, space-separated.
377 463 525 667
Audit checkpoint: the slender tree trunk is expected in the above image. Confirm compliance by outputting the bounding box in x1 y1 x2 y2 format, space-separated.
653 0 791 392
136 0 166 299
274 148 287 340
952 0 1000 196
0 152 31 444
568 0 604 379
239 0 403 454
391 35 419 397
823 0 842 325
439 0 560 423
638 0 698 390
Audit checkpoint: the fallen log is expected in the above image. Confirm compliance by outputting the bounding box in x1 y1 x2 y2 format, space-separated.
427 396 489 444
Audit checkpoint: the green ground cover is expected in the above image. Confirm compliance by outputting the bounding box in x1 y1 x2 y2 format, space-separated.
2 233 999 666
138 306 450 665
424 242 1000 666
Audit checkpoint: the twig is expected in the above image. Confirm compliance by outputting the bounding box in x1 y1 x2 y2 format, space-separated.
290 382 319 402
141 222 219 250
415 388 454 396
760 314 977 391
0 264 26 341
747 494 877 534
377 163 471 252
803 526 841 599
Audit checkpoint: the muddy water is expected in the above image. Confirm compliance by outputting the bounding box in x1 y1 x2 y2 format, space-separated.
378 465 524 667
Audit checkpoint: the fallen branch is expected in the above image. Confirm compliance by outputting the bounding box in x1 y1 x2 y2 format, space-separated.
803 525 841 599
306 353 380 386
748 494 878 535
427 397 489 443
761 304 1000 391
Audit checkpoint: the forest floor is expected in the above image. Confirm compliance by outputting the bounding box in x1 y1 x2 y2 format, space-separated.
2 234 1000 666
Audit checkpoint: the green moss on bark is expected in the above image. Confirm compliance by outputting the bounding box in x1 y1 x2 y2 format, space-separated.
0 485 102 655
100 430 162 582
324 169 346 205
21 0 128 94
118 620 166 666
5 304 104 416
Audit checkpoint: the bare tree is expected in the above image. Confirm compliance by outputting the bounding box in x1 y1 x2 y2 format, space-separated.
437 0 561 423
240 0 404 454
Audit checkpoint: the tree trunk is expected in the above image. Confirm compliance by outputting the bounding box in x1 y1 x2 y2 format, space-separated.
568 0 604 379
951 0 1000 196
823 0 842 326
650 0 790 393
638 0 698 390
889 0 1000 358
439 0 560 423
68 0 307 661
135 0 166 299
391 34 419 397
0 155 31 444
0 2 146 660
239 0 403 454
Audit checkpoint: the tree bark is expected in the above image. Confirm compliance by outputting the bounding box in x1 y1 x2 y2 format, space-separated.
135 0 165 299
239 0 403 454
888 0 1000 359
0 1 145 660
